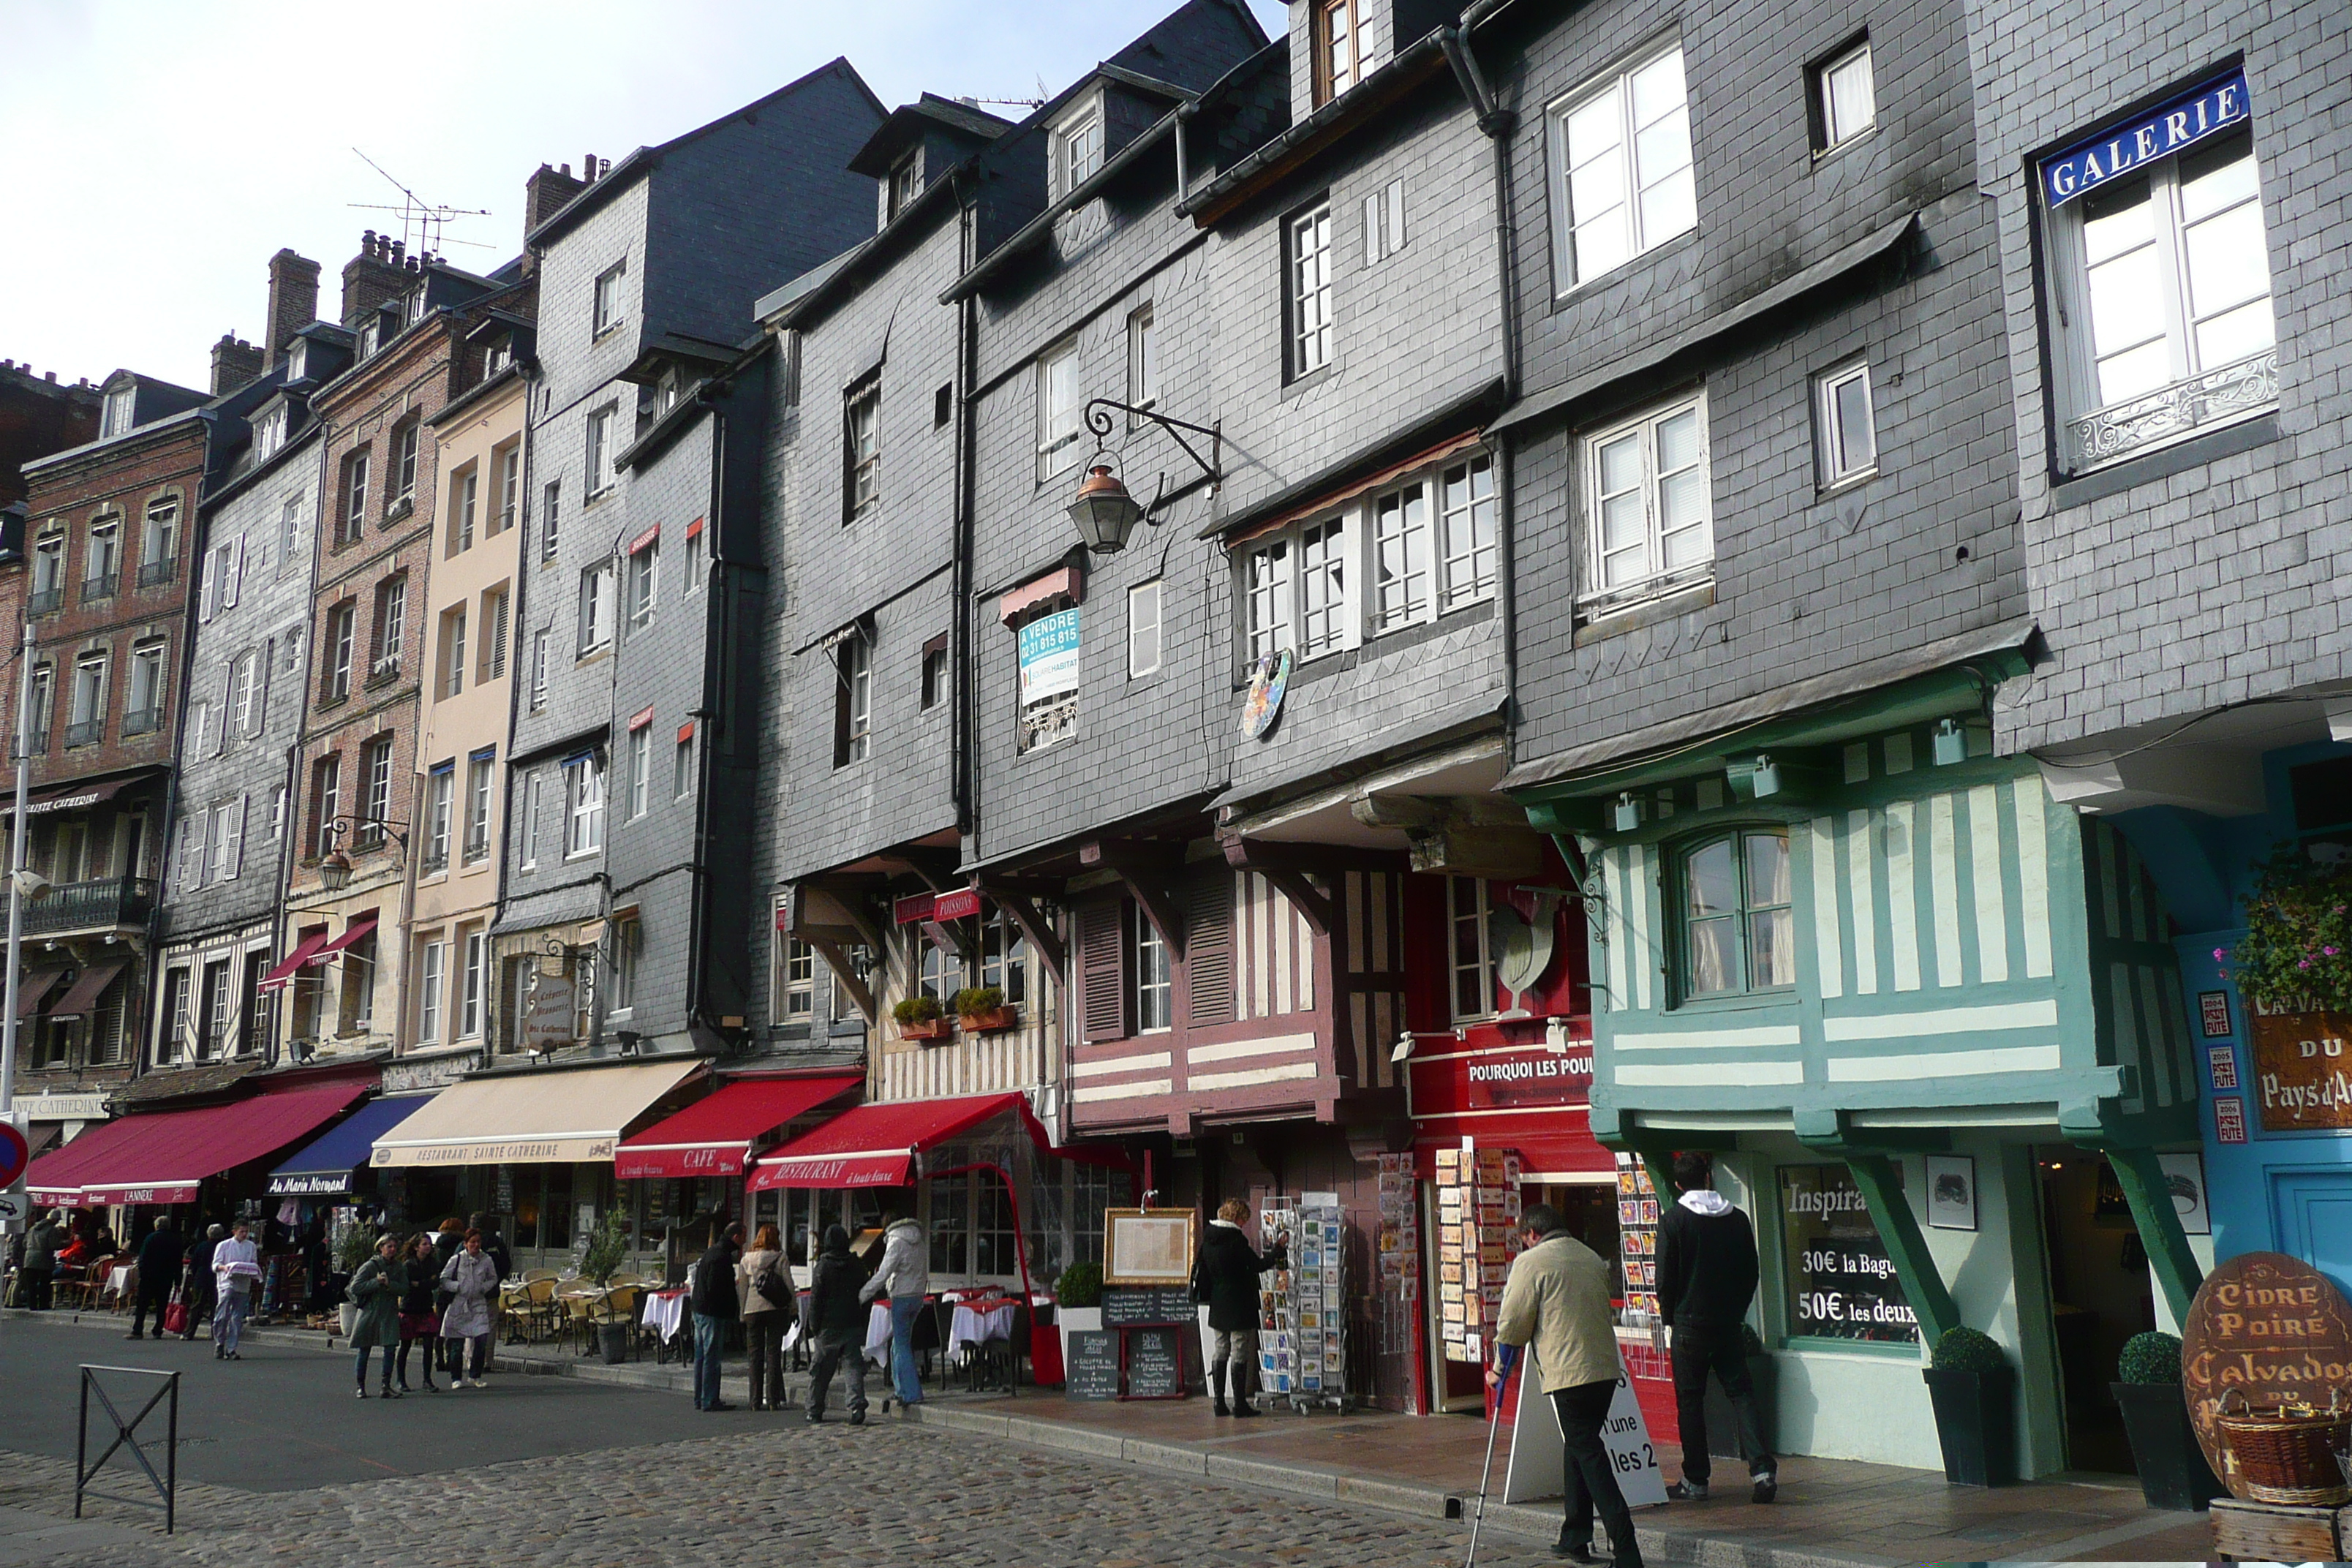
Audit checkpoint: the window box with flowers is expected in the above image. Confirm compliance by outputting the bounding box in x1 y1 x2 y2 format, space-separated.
953 987 1018 1034
893 994 953 1042
2226 847 2352 1013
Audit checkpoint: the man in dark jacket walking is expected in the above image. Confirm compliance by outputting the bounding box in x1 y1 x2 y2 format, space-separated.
1191 1199 1286 1416
802 1224 869 1425
181 1225 221 1338
689 1222 743 1412
1656 1153 1775 1502
128 1215 184 1338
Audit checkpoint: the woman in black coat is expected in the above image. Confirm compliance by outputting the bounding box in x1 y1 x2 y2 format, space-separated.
1191 1199 1286 1417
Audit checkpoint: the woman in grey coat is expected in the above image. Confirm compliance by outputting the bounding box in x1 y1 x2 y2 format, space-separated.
347 1235 407 1399
20 1211 66 1311
438 1229 500 1389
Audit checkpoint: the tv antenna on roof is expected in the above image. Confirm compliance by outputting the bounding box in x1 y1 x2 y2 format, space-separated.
347 148 494 255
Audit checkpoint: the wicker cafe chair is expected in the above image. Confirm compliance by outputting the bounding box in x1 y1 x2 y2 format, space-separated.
587 1284 641 1359
64 1255 116 1313
499 1279 535 1344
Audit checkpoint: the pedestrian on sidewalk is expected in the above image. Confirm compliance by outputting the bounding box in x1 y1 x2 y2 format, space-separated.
348 1235 407 1399
181 1225 221 1339
128 1213 184 1339
396 1233 442 1392
212 1220 260 1360
1192 1199 1287 1417
438 1229 500 1388
20 1210 64 1311
1657 1153 1776 1504
859 1209 928 1410
803 1224 867 1425
467 1212 513 1284
690 1221 744 1412
738 1222 791 1411
1491 1203 1644 1568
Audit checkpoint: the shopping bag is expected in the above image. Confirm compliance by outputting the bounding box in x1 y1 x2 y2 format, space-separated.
162 1286 188 1337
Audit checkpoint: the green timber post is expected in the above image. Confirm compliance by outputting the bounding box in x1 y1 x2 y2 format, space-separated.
2101 1145 2205 1324
1842 1152 1961 1348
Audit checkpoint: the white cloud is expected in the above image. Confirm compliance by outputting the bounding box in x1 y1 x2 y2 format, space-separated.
0 0 1284 392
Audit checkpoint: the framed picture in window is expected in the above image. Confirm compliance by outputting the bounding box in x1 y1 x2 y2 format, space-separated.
1925 1153 1978 1232
1104 1207 1196 1286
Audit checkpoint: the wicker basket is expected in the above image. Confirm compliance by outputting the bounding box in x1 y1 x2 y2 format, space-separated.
2215 1387 2352 1506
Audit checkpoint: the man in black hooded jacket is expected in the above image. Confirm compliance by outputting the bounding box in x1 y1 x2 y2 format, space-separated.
1656 1152 1776 1502
802 1225 868 1425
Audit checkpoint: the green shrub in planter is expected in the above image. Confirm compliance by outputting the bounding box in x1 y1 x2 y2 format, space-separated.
579 1211 630 1286
2118 1331 2183 1385
892 995 943 1025
951 986 1004 1017
1923 1327 2016 1487
1931 1325 2007 1374
1055 1261 1104 1308
2111 1330 2222 1509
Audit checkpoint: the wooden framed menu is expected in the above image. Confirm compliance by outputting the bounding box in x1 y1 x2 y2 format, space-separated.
1104 1207 1196 1287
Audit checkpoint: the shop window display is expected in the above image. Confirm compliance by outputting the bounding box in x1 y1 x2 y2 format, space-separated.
1778 1164 1918 1343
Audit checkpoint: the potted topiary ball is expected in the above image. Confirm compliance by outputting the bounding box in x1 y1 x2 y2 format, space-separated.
892 994 951 1042
1055 1260 1105 1383
1922 1325 2017 1486
2111 1331 2225 1510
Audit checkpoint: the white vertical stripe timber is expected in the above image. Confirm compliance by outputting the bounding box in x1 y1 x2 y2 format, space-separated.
1929 794 1962 988
2015 777 2054 979
1296 897 1313 1014
2110 962 2146 1114
1605 848 1629 1014
1811 817 1844 999
1968 785 2009 984
1273 883 1292 1015
1887 800 1921 992
1847 810 1879 995
1629 843 1656 1011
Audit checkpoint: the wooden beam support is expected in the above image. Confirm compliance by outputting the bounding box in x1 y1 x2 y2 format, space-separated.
979 882 1068 998
800 878 886 956
1844 1150 1961 1347
803 933 875 1025
896 848 962 893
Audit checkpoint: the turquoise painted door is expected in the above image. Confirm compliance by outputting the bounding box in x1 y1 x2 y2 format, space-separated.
2272 1169 2352 1300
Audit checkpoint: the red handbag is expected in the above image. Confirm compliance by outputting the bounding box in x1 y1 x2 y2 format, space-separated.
161 1287 189 1337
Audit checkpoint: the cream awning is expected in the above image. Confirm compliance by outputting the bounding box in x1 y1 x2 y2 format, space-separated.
369 1059 698 1168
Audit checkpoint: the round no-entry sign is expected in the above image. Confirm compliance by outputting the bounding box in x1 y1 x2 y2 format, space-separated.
0 1122 29 1187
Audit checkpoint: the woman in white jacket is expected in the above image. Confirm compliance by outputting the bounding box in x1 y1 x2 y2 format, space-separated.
438 1229 501 1388
859 1213 929 1409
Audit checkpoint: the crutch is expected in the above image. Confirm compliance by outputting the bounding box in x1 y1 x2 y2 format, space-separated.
1464 1354 1516 1568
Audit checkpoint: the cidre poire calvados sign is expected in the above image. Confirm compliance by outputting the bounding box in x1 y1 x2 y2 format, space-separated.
2181 1250 2352 1495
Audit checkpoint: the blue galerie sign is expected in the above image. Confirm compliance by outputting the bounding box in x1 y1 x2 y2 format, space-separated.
2043 69 2250 208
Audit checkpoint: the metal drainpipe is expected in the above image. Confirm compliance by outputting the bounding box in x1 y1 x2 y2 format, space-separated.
685 389 724 1043
951 178 981 842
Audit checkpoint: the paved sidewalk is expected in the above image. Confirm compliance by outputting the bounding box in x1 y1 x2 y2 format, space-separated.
5 1306 2219 1564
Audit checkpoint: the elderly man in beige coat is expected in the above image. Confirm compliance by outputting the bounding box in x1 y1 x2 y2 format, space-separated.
1488 1204 1644 1568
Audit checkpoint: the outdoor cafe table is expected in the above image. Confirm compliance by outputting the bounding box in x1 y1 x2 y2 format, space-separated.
948 1300 1015 1357
642 1286 690 1347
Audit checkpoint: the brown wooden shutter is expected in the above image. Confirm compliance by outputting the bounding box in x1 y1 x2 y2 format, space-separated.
1079 898 1128 1042
1185 868 1235 1027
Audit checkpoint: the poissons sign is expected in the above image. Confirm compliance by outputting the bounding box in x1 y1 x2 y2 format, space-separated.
2181 1251 2352 1497
2042 69 2249 208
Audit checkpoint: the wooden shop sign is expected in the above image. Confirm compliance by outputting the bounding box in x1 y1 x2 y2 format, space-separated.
2181 1250 2352 1492
2247 999 2352 1131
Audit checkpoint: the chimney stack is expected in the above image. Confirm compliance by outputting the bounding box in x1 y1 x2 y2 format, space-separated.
264 249 321 371
339 230 410 328
524 161 589 235
211 334 263 396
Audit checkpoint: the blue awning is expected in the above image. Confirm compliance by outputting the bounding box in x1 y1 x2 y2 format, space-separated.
264 1095 433 1196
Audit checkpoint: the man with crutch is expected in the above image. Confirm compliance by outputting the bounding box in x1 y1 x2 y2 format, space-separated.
1486 1204 1644 1567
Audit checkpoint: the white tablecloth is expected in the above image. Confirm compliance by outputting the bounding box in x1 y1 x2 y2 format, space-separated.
864 1301 893 1358
107 1264 132 1298
949 1302 1014 1356
641 1289 690 1342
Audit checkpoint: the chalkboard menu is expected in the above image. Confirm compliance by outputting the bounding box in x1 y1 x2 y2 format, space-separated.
1124 1326 1184 1400
1102 1286 1194 1326
1064 1330 1121 1401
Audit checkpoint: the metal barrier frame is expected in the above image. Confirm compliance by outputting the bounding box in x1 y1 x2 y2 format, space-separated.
74 1364 178 1533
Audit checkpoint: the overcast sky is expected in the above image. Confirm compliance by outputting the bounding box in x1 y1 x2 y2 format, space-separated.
0 0 1285 394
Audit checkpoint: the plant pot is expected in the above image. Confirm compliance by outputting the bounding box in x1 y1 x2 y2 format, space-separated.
2111 1382 2226 1510
958 1006 1019 1034
598 1321 630 1365
1058 1304 1101 1382
1703 1353 1779 1460
897 1017 952 1042
1923 1365 2017 1486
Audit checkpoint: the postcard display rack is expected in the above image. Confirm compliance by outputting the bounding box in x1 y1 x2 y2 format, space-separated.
1257 1191 1351 1411
1437 1142 1523 1368
1613 1151 1672 1382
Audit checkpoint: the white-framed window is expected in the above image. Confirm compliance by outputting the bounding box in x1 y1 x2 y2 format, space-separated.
1582 391 1712 615
609 916 642 1015
25 664 51 750
1363 178 1406 265
479 587 509 685
921 642 948 709
253 404 287 461
277 495 303 573
628 722 652 819
1127 306 1157 412
198 535 241 622
1371 480 1431 633
833 633 872 766
1438 452 1498 611
586 404 619 497
844 377 881 523
83 519 119 597
1288 201 1335 377
125 642 166 734
1297 517 1348 656
593 260 626 337
492 444 519 535
418 939 446 1044
565 753 606 857
438 604 467 699
188 698 212 760
100 386 133 439
578 561 614 655
886 154 921 221
783 934 815 1018
1814 358 1877 488
230 649 261 736
178 808 208 892
2043 86 2274 470
1448 875 1496 1021
68 651 108 733
459 928 486 1039
30 534 64 606
540 479 561 558
210 794 246 881
162 967 192 1059
143 497 180 578
673 722 696 801
389 419 420 507
1318 0 1359 102
529 628 550 709
628 538 657 626
309 754 341 859
359 735 394 843
1128 902 1173 1033
1243 538 1293 665
1815 39 1875 153
1128 581 1161 678
423 764 453 872
685 527 704 595
1050 96 1105 200
519 769 543 870
324 600 355 700
464 752 494 863
980 905 1030 1008
450 465 477 554
373 574 407 674
1550 42 1695 291
269 783 287 843
1036 339 1082 481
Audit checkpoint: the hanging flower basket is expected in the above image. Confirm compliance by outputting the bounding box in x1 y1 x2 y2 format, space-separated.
2227 848 2352 1014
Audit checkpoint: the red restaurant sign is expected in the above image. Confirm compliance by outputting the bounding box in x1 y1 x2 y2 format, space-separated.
1408 1025 1608 1175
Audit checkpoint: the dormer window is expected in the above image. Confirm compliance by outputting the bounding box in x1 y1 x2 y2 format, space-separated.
284 339 309 381
254 405 288 462
887 154 921 222
484 339 513 378
100 388 134 439
358 320 382 359
593 260 627 338
1316 0 1360 105
655 366 684 415
1050 97 1105 201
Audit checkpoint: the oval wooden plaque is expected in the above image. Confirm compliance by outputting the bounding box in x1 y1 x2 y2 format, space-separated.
2181 1250 2352 1496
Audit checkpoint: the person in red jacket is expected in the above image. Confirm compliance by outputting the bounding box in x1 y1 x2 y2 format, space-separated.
1656 1153 1776 1503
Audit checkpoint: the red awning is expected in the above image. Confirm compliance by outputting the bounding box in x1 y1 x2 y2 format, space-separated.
747 1091 1047 1192
613 1073 861 1180
14 970 64 1019
257 927 332 992
43 960 127 1021
316 913 380 960
30 1080 369 1205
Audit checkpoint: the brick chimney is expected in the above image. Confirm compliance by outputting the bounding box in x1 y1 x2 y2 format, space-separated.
264 249 322 370
525 161 590 235
339 231 411 328
210 334 263 395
